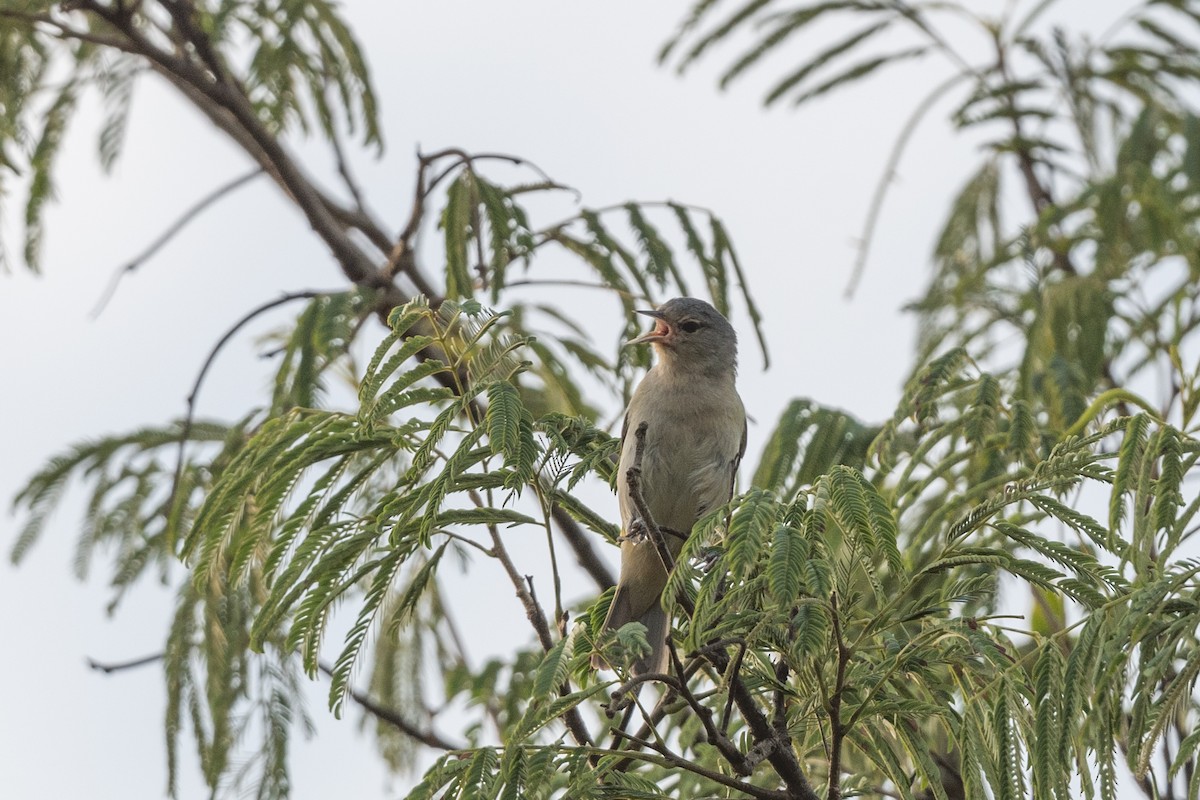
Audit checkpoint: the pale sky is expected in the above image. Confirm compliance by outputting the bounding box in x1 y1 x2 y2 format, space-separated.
1 2 1144 798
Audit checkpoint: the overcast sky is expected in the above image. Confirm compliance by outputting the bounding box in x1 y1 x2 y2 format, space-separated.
1 2 1142 797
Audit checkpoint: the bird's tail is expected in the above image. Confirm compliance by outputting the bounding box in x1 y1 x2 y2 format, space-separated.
591 585 670 675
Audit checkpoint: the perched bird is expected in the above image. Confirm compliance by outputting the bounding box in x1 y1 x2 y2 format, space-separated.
594 297 746 675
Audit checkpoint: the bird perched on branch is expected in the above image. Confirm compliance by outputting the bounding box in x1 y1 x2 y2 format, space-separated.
593 297 746 675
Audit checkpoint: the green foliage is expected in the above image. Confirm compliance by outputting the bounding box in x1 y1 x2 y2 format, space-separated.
9 2 1200 799
0 0 380 272
404 156 770 411
10 419 241 609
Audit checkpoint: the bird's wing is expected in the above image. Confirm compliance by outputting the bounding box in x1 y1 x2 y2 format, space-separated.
615 409 633 531
730 417 747 499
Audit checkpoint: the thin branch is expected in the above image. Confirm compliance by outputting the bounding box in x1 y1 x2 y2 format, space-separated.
605 671 685 705
328 115 369 217
316 662 462 751
418 147 565 189
845 71 970 298
385 146 570 296
551 503 615 589
702 640 821 800
383 148 441 298
87 650 462 750
87 653 163 673
166 290 333 545
668 644 752 776
610 656 709 772
80 0 385 288
485 522 595 750
532 483 567 631
827 593 850 800
609 729 788 800
90 168 264 318
606 648 743 777
438 528 496 558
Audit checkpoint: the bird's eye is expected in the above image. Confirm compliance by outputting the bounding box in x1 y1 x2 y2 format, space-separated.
680 320 703 333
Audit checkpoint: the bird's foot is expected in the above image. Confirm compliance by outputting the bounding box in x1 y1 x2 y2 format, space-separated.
621 519 649 544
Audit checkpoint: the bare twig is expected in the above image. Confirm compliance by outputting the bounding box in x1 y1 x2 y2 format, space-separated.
328 116 369 217
531 482 567 632
610 729 789 800
386 146 568 295
86 651 463 750
699 639 820 800
166 290 333 545
667 644 752 776
418 147 562 188
827 593 850 800
720 640 747 734
315 662 462 751
551 503 616 589
610 655 709 772
485 523 595 751
90 168 264 318
605 671 685 709
87 653 163 673
845 72 970 299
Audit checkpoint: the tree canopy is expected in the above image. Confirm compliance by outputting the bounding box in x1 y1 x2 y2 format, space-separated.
6 1 1200 799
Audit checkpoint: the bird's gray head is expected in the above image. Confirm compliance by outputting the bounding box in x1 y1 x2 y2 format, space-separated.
626 297 738 377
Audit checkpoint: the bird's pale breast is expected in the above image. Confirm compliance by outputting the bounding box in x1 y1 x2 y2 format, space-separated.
617 369 744 540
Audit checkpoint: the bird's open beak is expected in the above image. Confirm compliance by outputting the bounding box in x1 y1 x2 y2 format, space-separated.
625 309 669 347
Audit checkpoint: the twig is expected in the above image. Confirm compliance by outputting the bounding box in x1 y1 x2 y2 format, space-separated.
87 653 163 673
827 593 850 800
720 640 747 734
485 523 594 751
328 114 369 217
89 168 264 318
531 482 567 632
609 729 788 800
166 290 332 546
701 639 821 800
667 644 752 776
550 503 615 589
610 656 709 772
386 146 569 293
418 147 563 189
86 650 463 750
315 662 462 751
844 72 969 299
606 670 683 701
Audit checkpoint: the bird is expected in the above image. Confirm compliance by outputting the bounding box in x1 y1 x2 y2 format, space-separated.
593 297 746 676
